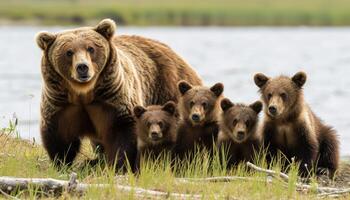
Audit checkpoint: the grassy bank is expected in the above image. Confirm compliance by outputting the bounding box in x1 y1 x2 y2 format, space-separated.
2 0 350 26
1 124 350 199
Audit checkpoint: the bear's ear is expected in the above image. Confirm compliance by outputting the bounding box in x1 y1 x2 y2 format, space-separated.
254 73 269 88
249 101 263 114
291 71 307 88
133 106 146 119
178 81 192 95
36 31 56 50
210 83 224 97
220 98 234 112
95 19 116 40
162 101 177 116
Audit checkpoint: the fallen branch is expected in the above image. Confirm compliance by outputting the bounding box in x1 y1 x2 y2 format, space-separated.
176 176 265 183
246 162 289 182
246 162 350 196
0 173 209 199
318 188 350 198
117 174 263 183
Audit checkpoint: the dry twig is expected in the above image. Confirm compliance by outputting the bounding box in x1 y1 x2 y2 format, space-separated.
0 188 20 200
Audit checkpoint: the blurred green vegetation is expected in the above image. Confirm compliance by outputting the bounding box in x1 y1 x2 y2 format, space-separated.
1 0 350 26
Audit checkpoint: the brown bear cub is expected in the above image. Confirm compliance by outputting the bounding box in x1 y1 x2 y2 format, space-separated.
133 101 179 171
254 71 339 177
175 81 224 160
217 98 262 168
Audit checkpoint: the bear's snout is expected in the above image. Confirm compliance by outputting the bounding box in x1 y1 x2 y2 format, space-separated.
236 131 245 141
149 124 163 141
76 63 90 81
268 105 277 116
232 123 247 143
191 113 201 122
190 105 205 125
150 131 161 140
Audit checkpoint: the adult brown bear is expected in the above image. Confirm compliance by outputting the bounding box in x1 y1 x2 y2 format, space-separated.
35 19 202 170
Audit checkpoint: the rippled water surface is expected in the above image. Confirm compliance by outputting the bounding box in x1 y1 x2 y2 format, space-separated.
0 26 349 155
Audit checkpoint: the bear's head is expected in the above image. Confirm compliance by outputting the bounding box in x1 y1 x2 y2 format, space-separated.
36 19 116 93
254 71 307 119
220 98 262 143
178 81 224 126
133 101 178 145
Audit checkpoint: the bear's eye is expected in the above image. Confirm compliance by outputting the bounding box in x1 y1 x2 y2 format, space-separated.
280 92 287 101
245 119 250 127
202 102 207 109
66 50 74 57
232 119 238 126
267 93 272 100
158 121 163 129
87 46 95 53
147 122 151 127
190 101 195 108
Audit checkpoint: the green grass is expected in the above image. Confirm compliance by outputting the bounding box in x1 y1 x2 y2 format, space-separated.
0 133 344 199
1 0 350 26
0 119 349 199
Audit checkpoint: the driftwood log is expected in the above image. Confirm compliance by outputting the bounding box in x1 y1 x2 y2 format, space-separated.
0 173 206 199
176 176 263 183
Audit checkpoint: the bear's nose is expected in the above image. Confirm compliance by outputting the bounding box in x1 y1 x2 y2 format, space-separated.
237 131 245 140
151 132 160 140
76 63 89 78
191 114 200 122
268 106 277 116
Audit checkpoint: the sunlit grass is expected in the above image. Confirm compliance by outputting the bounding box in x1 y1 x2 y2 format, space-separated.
0 121 347 199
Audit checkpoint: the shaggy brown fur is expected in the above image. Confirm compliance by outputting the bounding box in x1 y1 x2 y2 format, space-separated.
133 101 179 171
218 98 262 167
174 81 223 160
254 71 339 177
36 19 202 170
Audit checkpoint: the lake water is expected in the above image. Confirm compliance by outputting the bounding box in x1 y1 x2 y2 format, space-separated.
0 26 349 155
